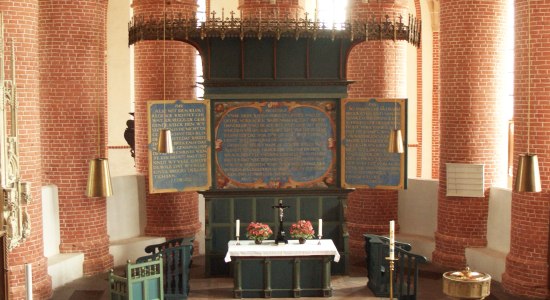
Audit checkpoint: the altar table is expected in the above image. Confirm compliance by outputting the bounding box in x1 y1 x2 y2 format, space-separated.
225 239 340 298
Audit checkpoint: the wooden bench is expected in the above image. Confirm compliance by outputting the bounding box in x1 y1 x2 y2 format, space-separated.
364 234 427 300
137 237 194 300
109 257 163 300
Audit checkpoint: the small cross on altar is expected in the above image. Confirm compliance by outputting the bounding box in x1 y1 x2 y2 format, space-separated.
272 199 289 244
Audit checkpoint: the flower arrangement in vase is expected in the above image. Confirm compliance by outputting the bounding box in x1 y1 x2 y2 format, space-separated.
289 220 315 244
246 222 273 244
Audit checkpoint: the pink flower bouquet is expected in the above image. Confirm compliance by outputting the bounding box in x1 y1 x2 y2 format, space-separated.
246 222 273 242
289 220 315 240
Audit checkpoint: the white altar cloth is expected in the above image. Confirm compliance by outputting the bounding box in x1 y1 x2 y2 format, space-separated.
224 239 340 263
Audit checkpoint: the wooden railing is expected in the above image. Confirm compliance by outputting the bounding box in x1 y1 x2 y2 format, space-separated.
109 257 163 300
138 237 194 300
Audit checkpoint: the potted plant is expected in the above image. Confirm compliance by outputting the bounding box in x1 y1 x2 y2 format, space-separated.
289 220 315 244
246 222 273 244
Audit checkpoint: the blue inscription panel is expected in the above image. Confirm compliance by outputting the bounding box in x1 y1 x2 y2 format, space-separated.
148 100 211 193
342 98 406 189
214 101 337 189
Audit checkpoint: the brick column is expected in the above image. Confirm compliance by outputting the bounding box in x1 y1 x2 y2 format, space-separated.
433 0 508 268
238 0 304 19
39 0 113 276
0 1 51 298
346 0 408 261
501 1 550 298
133 0 201 239
431 31 440 179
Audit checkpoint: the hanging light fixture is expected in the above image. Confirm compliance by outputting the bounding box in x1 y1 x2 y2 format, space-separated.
86 31 113 197
157 0 174 153
514 0 541 192
388 15 404 154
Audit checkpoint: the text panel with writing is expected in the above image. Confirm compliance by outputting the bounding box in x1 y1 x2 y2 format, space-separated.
147 100 211 193
341 98 406 189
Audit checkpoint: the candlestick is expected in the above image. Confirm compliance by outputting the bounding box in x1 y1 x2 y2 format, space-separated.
236 219 240 237
318 218 323 236
386 257 397 299
389 220 395 260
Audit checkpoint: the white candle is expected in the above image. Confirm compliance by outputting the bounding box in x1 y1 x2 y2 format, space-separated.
25 263 33 300
318 219 323 237
389 220 395 260
236 219 240 237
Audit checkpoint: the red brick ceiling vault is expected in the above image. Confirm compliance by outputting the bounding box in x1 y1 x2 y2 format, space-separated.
1 0 51 298
133 0 201 239
502 0 550 298
433 0 509 268
345 0 409 262
39 0 113 279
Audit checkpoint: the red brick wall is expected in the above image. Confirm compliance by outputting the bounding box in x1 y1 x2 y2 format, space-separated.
133 0 201 239
346 0 408 261
39 0 113 277
501 0 550 298
433 0 507 268
431 32 440 179
413 0 422 178
1 1 52 299
238 0 304 19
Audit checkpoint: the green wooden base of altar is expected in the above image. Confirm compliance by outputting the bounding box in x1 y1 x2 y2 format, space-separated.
232 256 332 298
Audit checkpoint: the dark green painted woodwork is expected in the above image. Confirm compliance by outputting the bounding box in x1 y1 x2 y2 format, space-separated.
196 37 351 82
233 257 332 298
209 38 242 79
309 39 342 79
244 39 274 79
276 38 307 79
202 190 350 277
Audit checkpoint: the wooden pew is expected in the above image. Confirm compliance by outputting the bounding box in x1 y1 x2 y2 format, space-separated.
137 237 194 300
363 234 427 300
109 257 163 300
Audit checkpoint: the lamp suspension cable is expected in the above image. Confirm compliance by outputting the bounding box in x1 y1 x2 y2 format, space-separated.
394 12 397 130
157 0 174 153
163 0 166 128
527 0 531 153
86 24 113 197
513 0 541 193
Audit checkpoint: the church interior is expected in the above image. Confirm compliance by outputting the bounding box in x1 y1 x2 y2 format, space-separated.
0 0 548 299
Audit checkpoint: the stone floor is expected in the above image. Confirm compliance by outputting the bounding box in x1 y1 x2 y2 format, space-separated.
50 256 534 300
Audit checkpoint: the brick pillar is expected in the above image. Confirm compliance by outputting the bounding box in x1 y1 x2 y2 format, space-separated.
501 1 550 298
39 0 113 276
413 0 422 178
238 0 304 19
431 31 440 179
433 0 508 268
133 0 201 239
0 1 52 298
346 0 408 261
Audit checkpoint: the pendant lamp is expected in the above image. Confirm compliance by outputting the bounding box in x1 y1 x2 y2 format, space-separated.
514 0 541 192
388 18 404 154
157 2 174 153
388 128 404 153
86 31 113 197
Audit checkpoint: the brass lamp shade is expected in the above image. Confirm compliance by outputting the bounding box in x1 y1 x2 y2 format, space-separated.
514 153 541 192
157 128 174 153
86 158 113 197
388 129 404 153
